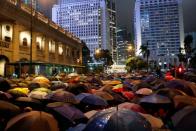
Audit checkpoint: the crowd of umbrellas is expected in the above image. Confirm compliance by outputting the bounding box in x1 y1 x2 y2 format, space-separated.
0 72 196 131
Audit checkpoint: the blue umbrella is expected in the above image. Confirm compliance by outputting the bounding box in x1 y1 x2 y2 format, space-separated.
75 93 108 106
83 107 151 131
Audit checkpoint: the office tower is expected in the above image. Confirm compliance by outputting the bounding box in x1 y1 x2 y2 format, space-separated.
52 0 116 58
134 0 184 66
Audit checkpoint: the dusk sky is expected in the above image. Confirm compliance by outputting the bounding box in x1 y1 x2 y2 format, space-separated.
115 0 196 34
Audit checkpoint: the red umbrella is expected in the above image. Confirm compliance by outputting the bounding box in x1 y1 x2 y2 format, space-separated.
121 91 134 100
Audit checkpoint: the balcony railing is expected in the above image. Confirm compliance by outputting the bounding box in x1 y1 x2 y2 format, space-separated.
0 40 10 48
6 0 81 43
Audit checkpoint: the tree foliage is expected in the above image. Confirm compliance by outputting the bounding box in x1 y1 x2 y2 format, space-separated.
126 56 147 72
94 49 113 66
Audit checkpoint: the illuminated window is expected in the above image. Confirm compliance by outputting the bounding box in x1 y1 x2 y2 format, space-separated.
49 40 55 53
58 44 63 55
36 36 45 50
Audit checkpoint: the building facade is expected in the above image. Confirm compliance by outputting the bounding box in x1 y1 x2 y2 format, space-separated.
0 0 84 77
134 0 184 67
52 0 116 60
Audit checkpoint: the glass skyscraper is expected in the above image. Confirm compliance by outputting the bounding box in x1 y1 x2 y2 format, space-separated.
52 0 113 57
134 0 184 65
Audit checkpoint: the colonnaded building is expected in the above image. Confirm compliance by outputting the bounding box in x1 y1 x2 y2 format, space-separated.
0 0 86 77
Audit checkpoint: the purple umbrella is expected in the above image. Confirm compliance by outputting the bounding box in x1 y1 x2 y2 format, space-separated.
47 102 85 122
75 93 108 106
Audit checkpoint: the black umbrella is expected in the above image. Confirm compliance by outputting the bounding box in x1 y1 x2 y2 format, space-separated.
83 107 151 131
172 106 196 131
140 94 172 104
66 84 90 95
164 80 194 96
0 78 11 92
0 100 20 119
156 88 187 99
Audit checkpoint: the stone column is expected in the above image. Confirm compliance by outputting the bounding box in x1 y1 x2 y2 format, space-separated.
55 42 59 63
44 38 49 62
12 24 20 62
32 32 37 61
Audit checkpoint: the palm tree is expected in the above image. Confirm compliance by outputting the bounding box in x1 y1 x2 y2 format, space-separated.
140 42 150 72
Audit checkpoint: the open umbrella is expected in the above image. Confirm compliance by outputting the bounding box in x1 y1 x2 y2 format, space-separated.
0 91 12 100
136 88 153 96
46 90 78 104
0 77 11 92
14 97 42 110
164 80 194 96
94 91 114 101
68 73 79 78
67 124 86 131
173 95 196 108
118 102 146 113
140 94 171 104
83 107 152 131
172 106 196 131
84 110 98 119
47 102 85 122
112 84 124 92
140 113 163 128
66 84 90 95
156 88 187 99
32 76 50 84
121 91 135 100
0 100 20 119
75 93 108 106
7 88 29 97
5 111 59 131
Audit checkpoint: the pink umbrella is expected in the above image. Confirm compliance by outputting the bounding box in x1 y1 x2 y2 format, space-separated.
136 88 153 96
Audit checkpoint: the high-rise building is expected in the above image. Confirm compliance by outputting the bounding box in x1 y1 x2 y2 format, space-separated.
52 0 116 59
134 0 184 66
106 0 117 62
21 0 57 19
116 28 129 65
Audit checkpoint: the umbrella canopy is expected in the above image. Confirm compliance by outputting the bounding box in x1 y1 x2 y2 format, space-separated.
0 77 11 92
136 88 153 96
121 91 135 100
47 102 85 122
140 113 163 128
28 82 40 91
156 88 187 99
66 84 90 95
46 90 78 104
28 91 48 100
5 111 59 131
118 102 146 113
83 107 152 131
68 73 79 78
112 84 124 92
0 100 20 119
15 97 42 110
0 91 13 100
164 80 194 96
172 106 196 131
32 76 50 84
84 110 98 119
140 94 171 104
94 91 114 101
132 82 151 91
173 95 196 108
75 93 108 106
102 80 121 85
67 124 86 131
7 88 29 97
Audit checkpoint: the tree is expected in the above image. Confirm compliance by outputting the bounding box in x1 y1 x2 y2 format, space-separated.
126 56 147 72
94 49 113 66
140 42 150 72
